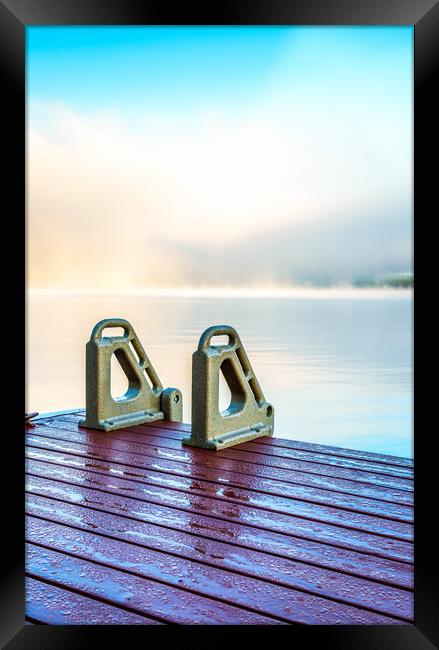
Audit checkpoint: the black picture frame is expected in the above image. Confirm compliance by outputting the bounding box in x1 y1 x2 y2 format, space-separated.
1 0 436 647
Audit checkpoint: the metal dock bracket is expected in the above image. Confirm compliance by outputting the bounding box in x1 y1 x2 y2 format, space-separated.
183 325 274 450
79 318 182 431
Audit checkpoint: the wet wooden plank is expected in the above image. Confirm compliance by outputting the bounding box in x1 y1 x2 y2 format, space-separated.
27 491 412 589
25 445 413 522
26 544 278 625
26 495 413 617
25 472 413 562
34 417 414 479
25 577 161 625
27 427 413 505
25 457 413 541
26 518 406 624
26 425 413 492
25 413 414 625
36 415 415 484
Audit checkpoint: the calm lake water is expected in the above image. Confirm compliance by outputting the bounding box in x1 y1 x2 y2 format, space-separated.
27 289 413 458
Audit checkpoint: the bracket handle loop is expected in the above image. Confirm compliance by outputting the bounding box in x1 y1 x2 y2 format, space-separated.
91 318 133 340
198 325 239 351
90 318 161 390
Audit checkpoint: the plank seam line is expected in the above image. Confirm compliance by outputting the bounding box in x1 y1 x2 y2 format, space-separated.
25 541 292 625
24 469 413 544
26 431 414 493
25 453 414 525
25 483 415 566
33 420 413 479
25 578 160 625
25 571 170 625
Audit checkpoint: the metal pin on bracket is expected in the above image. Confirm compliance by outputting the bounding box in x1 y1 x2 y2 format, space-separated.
183 324 274 450
79 318 182 431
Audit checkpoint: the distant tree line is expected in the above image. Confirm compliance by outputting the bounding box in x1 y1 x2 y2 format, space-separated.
353 273 413 288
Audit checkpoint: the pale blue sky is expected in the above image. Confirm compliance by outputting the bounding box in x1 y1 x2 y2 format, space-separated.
27 26 412 117
26 27 413 289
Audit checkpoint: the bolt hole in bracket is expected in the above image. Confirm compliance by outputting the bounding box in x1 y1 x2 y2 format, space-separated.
183 325 274 450
79 318 182 431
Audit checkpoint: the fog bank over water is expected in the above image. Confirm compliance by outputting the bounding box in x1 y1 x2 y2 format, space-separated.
29 287 413 300
28 117 412 289
27 102 411 289
155 206 411 288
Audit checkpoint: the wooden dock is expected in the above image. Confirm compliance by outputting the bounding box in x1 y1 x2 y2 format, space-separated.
25 410 414 625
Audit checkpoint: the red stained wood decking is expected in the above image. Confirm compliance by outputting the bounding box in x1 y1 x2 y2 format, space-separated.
25 411 414 625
